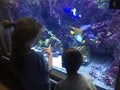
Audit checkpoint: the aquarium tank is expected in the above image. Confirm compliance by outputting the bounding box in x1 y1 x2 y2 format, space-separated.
1 0 120 90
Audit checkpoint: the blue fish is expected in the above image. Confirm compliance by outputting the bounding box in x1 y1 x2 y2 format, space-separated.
76 35 83 43
63 8 71 13
80 24 92 31
71 8 77 16
87 32 95 39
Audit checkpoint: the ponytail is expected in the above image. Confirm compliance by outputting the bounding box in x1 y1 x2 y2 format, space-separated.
2 20 15 28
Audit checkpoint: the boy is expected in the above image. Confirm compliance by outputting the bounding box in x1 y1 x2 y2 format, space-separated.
55 48 97 90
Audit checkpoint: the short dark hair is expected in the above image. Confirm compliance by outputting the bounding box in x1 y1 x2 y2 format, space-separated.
62 48 83 73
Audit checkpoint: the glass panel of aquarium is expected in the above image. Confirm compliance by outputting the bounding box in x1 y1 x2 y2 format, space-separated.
5 0 120 90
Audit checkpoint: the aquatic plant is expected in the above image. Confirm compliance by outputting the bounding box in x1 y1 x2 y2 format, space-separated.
36 26 63 53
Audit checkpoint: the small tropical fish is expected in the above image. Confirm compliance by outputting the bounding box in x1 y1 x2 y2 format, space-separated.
63 8 71 13
78 14 82 18
87 32 96 39
69 26 82 34
82 40 86 43
71 8 77 16
69 26 83 43
80 24 92 31
70 30 75 35
76 35 83 42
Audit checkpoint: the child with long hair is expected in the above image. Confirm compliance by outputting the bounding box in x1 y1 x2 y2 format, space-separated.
2 17 52 90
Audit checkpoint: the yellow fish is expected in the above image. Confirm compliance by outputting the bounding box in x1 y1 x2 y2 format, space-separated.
82 40 86 43
70 30 75 35
69 26 82 35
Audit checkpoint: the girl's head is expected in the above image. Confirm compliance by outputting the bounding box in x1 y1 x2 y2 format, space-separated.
3 17 42 47
13 18 42 47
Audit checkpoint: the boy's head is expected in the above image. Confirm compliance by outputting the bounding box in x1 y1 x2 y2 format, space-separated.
62 48 83 73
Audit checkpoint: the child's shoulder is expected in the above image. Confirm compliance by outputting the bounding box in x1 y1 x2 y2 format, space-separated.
78 74 92 82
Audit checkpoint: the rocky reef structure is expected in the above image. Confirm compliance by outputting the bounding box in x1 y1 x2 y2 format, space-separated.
102 11 120 88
